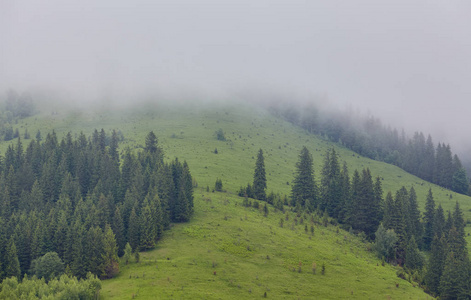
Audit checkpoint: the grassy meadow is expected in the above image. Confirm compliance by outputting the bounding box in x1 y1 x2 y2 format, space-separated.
5 99 466 298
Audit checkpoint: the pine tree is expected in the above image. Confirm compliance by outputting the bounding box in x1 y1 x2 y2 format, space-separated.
320 148 342 219
452 201 466 252
112 206 125 256
439 250 469 299
452 168 469 195
291 146 317 211
5 238 21 278
407 187 422 246
425 235 446 296
404 236 423 270
253 149 267 201
139 197 156 250
123 242 133 264
434 205 445 241
101 224 119 279
382 192 394 230
391 187 408 264
351 168 378 239
127 207 140 251
338 161 350 223
423 189 436 250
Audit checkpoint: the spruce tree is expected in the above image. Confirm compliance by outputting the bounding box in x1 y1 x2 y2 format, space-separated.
5 238 21 278
338 161 350 223
434 205 445 241
101 224 119 279
291 147 317 211
404 236 423 270
425 235 446 296
407 187 422 246
127 207 141 251
253 149 267 201
423 189 436 250
382 192 394 230
320 148 342 219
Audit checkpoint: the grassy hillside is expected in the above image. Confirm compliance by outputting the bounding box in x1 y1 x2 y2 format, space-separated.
14 100 471 217
6 99 466 298
102 189 429 299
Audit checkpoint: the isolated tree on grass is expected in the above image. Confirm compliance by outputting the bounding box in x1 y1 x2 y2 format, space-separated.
253 149 267 201
291 146 317 211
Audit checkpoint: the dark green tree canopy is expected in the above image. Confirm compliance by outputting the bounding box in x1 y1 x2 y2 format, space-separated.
253 149 267 201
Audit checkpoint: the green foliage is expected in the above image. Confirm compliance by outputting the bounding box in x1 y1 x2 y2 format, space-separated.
215 128 226 141
253 149 267 201
423 189 436 250
404 236 424 271
215 178 223 192
123 243 133 265
373 224 397 262
0 273 101 300
291 146 317 211
452 168 469 195
425 235 446 296
4 238 21 279
29 252 65 281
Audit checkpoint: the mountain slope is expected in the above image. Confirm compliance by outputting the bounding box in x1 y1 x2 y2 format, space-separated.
8 99 466 298
102 190 429 299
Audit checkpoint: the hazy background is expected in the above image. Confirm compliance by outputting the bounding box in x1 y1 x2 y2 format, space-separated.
1 0 471 155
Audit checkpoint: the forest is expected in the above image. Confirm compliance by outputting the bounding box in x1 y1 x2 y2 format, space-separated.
241 147 470 299
0 93 469 299
267 101 470 195
0 129 194 298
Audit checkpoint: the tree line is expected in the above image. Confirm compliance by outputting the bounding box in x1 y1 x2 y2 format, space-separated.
0 89 36 142
267 101 470 195
0 130 194 282
241 146 470 299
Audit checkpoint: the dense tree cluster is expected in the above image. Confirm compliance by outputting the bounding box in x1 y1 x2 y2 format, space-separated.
268 102 470 194
238 145 470 298
0 273 101 299
0 130 193 282
289 147 382 239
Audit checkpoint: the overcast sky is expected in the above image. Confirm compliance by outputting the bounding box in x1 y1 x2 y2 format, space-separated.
1 0 471 153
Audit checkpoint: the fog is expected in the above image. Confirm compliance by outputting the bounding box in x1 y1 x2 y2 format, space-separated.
2 0 471 156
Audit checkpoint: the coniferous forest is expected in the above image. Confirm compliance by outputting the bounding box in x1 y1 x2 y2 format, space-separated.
0 94 470 299
268 101 470 195
0 129 194 288
241 146 470 299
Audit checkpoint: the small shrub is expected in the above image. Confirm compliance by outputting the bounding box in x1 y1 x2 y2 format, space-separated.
215 178 223 191
215 128 226 141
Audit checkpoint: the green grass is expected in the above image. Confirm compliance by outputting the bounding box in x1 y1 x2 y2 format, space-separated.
102 190 430 299
5 99 463 298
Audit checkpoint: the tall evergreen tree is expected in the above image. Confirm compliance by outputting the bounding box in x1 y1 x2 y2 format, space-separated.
253 149 267 201
4 238 21 279
320 148 342 219
423 189 436 250
101 224 119 279
382 191 394 230
291 146 317 211
407 187 422 245
425 235 446 296
435 204 447 238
